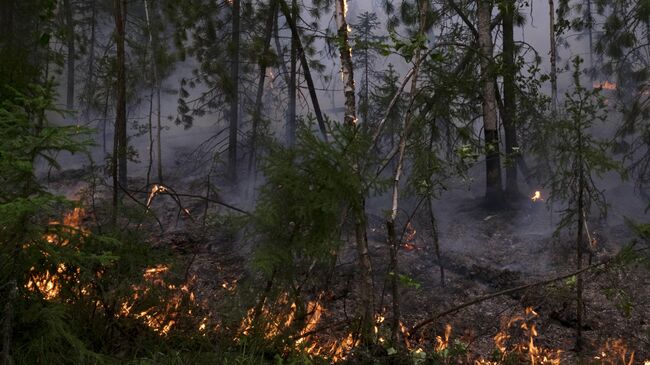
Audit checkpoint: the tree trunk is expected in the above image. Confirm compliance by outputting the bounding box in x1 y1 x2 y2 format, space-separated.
501 0 519 199
1 280 16 365
335 0 374 342
586 0 593 78
549 0 558 112
84 0 96 119
64 0 75 111
386 0 427 345
336 0 357 126
249 0 277 174
144 0 163 184
228 0 240 183
576 124 585 352
286 0 297 146
112 0 127 220
156 83 163 183
363 31 369 125
477 0 503 204
278 0 327 140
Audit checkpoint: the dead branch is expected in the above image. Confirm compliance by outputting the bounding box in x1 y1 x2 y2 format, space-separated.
408 254 620 336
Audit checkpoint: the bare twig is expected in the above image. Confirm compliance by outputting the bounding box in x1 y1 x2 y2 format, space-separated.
408 255 619 336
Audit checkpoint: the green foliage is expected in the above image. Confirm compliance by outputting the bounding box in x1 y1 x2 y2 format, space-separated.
253 124 384 278
389 272 422 290
537 57 621 233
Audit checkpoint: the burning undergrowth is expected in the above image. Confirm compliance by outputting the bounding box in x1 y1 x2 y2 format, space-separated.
21 173 648 364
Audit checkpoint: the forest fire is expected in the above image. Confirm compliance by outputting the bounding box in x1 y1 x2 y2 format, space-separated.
476 307 561 365
435 323 452 352
402 222 418 250
531 191 543 202
235 295 365 362
594 339 635 364
25 208 87 299
119 264 198 335
593 80 617 91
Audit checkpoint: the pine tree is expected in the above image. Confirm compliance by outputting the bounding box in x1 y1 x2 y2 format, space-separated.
352 12 383 126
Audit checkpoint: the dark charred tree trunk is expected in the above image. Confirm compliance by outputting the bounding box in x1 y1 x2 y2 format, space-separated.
64 0 75 110
1 280 16 365
286 0 297 146
84 0 96 119
549 0 558 112
501 0 520 199
249 0 277 173
278 0 327 140
586 0 593 78
576 124 585 352
478 0 503 205
228 0 240 183
112 0 127 222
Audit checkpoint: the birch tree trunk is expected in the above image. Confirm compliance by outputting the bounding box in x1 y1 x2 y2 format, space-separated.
477 0 503 204
336 0 357 126
335 0 374 342
385 0 427 345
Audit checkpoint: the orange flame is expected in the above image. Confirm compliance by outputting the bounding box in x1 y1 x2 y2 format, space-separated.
477 307 561 364
594 339 635 365
402 222 417 250
593 80 617 91
119 265 198 335
531 191 543 202
435 324 452 352
26 208 87 299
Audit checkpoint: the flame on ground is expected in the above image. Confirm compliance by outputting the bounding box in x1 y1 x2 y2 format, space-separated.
531 191 543 202
594 339 635 365
119 264 199 335
476 307 561 365
435 323 452 352
236 295 360 362
25 208 87 299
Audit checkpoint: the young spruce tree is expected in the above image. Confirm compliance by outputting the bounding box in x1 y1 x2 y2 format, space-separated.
544 56 620 351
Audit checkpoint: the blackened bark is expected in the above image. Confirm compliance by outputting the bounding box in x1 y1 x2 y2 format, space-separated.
112 0 128 218
278 0 327 139
228 0 240 183
501 0 520 199
287 0 297 146
249 0 277 173
64 0 75 110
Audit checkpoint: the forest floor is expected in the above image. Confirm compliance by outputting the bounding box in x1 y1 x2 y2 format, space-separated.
45 164 650 363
